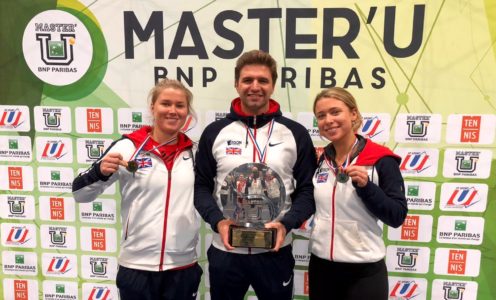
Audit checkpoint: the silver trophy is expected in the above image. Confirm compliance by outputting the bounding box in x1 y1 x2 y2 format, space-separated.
221 163 285 248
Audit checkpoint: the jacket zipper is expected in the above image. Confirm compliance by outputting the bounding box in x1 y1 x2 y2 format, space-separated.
252 116 257 162
124 203 134 240
248 116 257 255
330 183 337 261
159 169 172 271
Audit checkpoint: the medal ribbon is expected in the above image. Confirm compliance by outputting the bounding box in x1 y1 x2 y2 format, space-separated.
323 138 358 182
128 135 178 161
245 119 275 164
128 135 151 161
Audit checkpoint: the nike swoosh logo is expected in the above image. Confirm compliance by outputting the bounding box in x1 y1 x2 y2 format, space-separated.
183 156 191 160
282 275 292 287
269 141 283 147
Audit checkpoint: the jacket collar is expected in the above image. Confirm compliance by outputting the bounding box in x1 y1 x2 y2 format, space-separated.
124 126 193 156
227 97 282 128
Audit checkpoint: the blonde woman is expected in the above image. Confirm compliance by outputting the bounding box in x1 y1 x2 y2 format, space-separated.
73 79 202 300
309 87 407 300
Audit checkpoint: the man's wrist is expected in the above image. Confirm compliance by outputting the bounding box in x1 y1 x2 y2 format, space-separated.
213 217 227 233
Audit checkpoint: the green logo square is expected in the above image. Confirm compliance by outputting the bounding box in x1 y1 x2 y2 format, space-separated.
53 232 64 243
407 185 419 197
461 160 472 169
51 171 61 180
132 112 142 123
48 41 65 57
93 202 102 212
94 263 103 272
13 202 21 211
454 220 467 231
47 115 58 125
90 147 101 157
448 289 460 298
401 256 412 265
15 254 24 264
8 139 18 150
313 117 318 127
55 284 65 293
412 124 423 134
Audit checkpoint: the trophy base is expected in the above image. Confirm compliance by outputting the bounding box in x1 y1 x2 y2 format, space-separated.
228 225 276 249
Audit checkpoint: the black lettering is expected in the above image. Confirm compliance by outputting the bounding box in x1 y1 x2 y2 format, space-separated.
383 5 425 57
213 10 244 59
203 67 217 87
322 8 359 59
371 67 386 88
343 67 362 88
248 8 282 52
281 67 296 88
177 67 193 86
124 11 164 59
305 67 311 88
321 68 336 88
169 12 208 59
154 66 168 83
286 8 317 58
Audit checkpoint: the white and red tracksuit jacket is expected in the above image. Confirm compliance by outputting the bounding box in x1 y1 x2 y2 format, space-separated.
72 126 200 271
311 136 407 263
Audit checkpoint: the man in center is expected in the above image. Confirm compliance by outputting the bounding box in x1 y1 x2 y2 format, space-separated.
194 49 317 299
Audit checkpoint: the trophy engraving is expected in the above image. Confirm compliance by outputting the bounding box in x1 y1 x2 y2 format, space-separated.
222 163 285 249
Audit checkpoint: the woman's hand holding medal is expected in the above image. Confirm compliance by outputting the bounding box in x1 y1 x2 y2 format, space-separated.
344 165 369 188
99 153 129 176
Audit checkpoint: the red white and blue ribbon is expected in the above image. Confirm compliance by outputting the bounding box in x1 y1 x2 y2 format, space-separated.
324 138 358 181
128 135 177 161
245 119 275 164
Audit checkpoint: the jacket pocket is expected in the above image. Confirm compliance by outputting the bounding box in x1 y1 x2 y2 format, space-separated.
166 214 200 253
334 220 366 252
309 216 332 257
123 202 135 241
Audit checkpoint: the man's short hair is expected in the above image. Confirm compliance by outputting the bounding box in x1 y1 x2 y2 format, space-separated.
235 50 278 85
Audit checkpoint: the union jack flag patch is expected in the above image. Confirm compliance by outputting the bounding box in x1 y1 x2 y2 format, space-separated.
316 172 328 183
226 147 242 155
136 157 152 169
